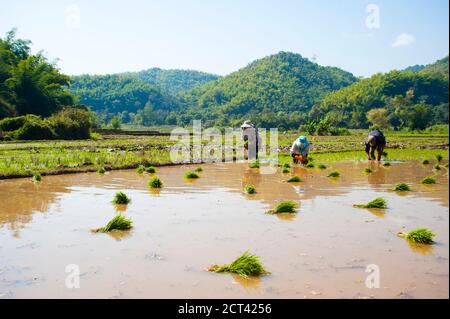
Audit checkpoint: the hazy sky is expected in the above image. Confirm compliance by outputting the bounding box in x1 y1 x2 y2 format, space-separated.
1 0 448 77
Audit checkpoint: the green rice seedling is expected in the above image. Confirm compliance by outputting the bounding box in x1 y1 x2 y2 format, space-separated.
208 251 270 278
283 163 290 168
305 162 315 168
318 164 327 169
244 185 256 194
267 200 297 214
382 161 391 167
95 214 133 233
308 156 314 162
422 159 430 165
97 167 106 174
421 176 436 184
398 228 435 245
195 166 203 172
112 191 131 205
282 167 290 173
354 197 387 209
249 161 260 168
149 176 163 188
382 151 388 157
287 175 301 183
31 173 42 182
145 166 156 173
364 167 373 174
184 171 199 179
327 171 340 178
394 183 411 191
136 165 145 174
436 154 443 163
434 164 441 171
445 163 449 168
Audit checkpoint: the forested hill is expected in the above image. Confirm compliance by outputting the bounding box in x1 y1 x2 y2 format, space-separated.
311 69 449 130
179 51 358 127
403 56 449 78
70 74 179 114
419 56 449 78
133 68 220 94
70 69 219 123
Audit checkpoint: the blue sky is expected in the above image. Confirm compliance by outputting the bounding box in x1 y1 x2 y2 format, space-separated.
1 0 448 77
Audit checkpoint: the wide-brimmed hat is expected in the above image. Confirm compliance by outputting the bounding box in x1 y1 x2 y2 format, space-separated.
241 120 254 129
298 135 307 143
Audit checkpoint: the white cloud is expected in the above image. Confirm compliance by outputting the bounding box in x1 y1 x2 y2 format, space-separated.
392 33 415 47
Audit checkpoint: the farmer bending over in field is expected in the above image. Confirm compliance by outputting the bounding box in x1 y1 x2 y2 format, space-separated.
365 129 386 161
241 120 261 160
290 135 310 164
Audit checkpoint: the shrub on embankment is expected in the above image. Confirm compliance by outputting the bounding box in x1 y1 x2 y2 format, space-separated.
0 107 92 140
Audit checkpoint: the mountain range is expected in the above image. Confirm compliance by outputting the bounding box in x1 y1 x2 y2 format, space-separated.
70 52 449 129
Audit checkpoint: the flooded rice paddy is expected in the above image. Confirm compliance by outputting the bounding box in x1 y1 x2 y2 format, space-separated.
0 160 448 298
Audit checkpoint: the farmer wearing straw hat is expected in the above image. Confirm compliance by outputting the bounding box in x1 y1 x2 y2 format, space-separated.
241 120 260 160
290 135 310 164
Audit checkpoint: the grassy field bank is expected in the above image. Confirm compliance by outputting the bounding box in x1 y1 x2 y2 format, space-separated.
0 131 448 179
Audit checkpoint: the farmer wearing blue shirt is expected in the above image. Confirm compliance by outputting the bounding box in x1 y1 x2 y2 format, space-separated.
365 129 386 161
290 135 310 164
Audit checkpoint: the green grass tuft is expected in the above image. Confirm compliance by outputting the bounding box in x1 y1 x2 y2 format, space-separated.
421 176 436 184
268 200 298 214
195 166 203 172
244 184 256 194
394 183 411 191
305 162 315 168
327 170 340 178
283 163 290 168
282 167 290 173
434 164 441 170
95 214 133 233
184 171 200 179
249 161 260 168
422 159 430 165
364 167 373 173
97 167 106 174
287 175 301 183
148 176 163 188
405 228 435 244
208 251 270 278
382 161 391 167
112 191 131 205
32 173 42 182
317 164 327 169
354 197 387 209
436 154 443 163
145 166 156 173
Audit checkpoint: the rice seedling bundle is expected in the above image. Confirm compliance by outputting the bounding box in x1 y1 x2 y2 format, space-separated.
267 200 297 214
421 176 436 184
149 176 163 188
327 171 340 178
394 183 411 191
208 251 270 278
354 197 387 209
399 228 435 244
244 185 256 194
145 166 156 173
112 191 131 205
95 215 133 233
184 171 199 179
287 176 301 183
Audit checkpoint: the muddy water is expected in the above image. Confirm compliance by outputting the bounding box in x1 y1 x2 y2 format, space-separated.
0 160 448 299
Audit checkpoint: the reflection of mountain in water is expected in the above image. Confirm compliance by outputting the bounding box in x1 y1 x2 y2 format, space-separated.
0 160 448 233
